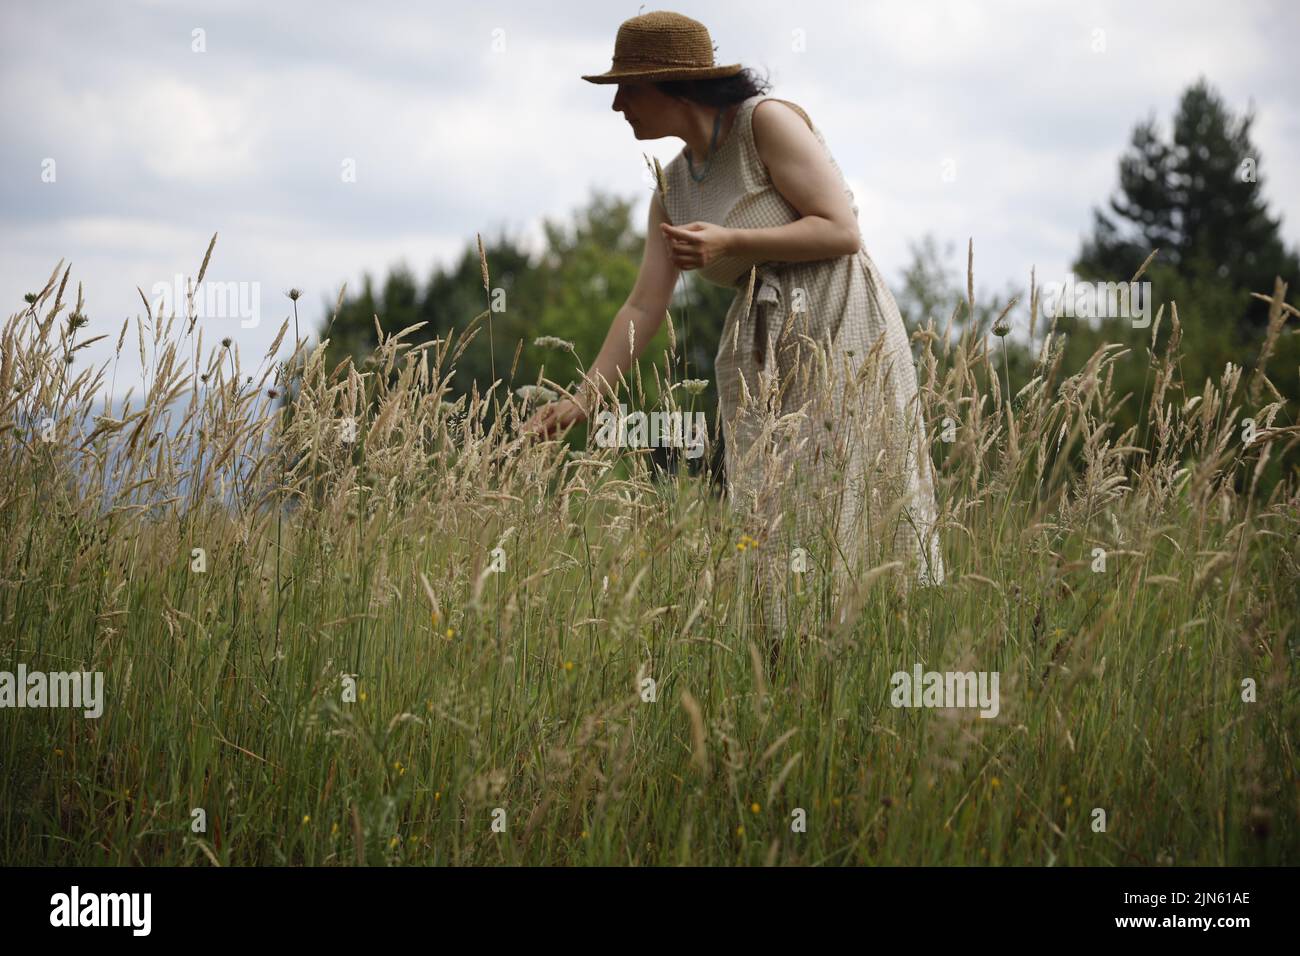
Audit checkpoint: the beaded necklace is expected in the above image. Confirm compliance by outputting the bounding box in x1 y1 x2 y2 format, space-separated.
684 108 725 183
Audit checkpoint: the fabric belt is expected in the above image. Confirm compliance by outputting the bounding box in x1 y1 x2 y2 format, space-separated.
734 262 784 309
740 264 783 370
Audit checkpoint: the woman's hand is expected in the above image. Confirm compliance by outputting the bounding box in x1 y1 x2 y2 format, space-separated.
661 221 733 271
521 397 588 439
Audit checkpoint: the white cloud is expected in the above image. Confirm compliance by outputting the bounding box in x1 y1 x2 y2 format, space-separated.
1 0 1296 399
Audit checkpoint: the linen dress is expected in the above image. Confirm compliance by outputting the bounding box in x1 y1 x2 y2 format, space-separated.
660 92 945 637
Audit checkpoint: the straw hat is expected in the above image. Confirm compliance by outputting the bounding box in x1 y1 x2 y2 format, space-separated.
581 11 742 84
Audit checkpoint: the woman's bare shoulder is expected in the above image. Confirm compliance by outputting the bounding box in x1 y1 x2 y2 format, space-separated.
750 99 818 163
752 98 814 134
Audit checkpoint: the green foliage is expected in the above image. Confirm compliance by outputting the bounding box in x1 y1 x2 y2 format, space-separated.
1076 76 1299 336
1070 78 1300 494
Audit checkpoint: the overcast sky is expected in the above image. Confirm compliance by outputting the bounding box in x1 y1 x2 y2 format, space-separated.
2 0 1297 398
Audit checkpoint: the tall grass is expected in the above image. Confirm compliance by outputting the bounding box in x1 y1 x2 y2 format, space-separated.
0 240 1295 865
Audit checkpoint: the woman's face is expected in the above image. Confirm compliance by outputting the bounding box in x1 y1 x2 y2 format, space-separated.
611 82 675 139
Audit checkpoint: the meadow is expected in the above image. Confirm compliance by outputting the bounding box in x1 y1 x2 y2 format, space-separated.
1 241 1296 866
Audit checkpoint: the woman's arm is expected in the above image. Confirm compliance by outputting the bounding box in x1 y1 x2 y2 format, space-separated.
726 214 857 262
740 100 861 259
585 194 679 400
662 99 861 268
582 304 662 403
522 193 680 436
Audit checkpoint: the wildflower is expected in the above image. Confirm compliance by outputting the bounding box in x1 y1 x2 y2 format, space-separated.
735 825 745 837
330 822 339 836
581 830 589 839
564 660 574 672
302 814 311 825
54 748 64 757
221 337 232 348
533 335 575 351
831 797 842 807
68 312 88 330
1064 795 1073 807
394 761 406 776
681 378 709 396
359 691 367 702
515 384 558 405
435 791 442 802
750 802 761 814
990 777 1001 790
735 534 759 552
286 288 302 302
992 317 1011 337
444 627 455 639
389 836 399 849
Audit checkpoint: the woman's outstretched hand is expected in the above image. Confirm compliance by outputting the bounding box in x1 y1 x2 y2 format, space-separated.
521 397 588 439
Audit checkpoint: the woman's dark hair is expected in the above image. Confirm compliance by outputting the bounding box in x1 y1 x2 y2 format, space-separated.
652 66 772 108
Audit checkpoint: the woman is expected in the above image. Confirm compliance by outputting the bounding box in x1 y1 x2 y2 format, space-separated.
525 11 944 636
